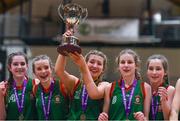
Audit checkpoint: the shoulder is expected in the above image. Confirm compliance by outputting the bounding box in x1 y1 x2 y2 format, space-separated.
167 85 175 95
98 81 110 87
143 82 151 93
175 78 180 89
167 85 175 91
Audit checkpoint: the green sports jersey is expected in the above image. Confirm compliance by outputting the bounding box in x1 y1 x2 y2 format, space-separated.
109 80 145 120
149 82 169 120
6 78 37 120
68 80 103 120
34 80 69 120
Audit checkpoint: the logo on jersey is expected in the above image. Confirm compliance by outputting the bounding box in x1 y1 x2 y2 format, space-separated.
8 94 16 103
55 95 60 103
8 93 22 103
134 95 141 104
74 90 81 99
112 95 117 104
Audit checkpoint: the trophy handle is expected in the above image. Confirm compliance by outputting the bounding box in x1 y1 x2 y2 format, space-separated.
81 8 88 21
58 3 65 21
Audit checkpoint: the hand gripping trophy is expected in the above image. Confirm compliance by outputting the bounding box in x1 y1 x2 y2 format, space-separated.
57 3 88 55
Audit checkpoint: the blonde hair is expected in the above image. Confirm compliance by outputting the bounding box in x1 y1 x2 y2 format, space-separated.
116 49 142 80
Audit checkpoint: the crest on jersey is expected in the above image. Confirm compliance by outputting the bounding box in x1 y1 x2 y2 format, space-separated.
55 95 60 103
134 95 141 104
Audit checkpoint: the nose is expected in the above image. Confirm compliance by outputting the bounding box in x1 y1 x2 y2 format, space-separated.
41 69 46 73
152 69 157 74
92 63 98 68
17 64 22 68
124 62 129 66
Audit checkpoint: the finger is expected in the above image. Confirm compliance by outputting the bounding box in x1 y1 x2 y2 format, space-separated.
102 112 108 119
134 112 143 120
99 112 108 120
69 53 78 60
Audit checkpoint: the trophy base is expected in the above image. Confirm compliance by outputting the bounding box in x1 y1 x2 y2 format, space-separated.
57 44 82 56
57 36 81 56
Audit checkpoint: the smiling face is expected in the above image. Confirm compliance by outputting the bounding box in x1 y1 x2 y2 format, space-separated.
33 59 52 84
147 59 166 85
87 54 104 81
9 55 28 80
119 53 136 79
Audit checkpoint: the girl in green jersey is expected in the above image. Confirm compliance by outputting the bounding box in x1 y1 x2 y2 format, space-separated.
146 54 175 120
32 55 69 120
99 49 151 121
0 52 37 120
55 30 109 120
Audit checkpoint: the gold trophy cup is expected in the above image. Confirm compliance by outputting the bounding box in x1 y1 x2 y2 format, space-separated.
57 3 88 55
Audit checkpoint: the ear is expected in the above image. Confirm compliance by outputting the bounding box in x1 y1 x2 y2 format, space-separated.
7 65 11 71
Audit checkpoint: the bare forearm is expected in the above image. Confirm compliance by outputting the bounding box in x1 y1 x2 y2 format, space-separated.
170 109 179 120
161 100 171 120
81 64 100 99
55 55 66 75
0 97 6 120
55 54 76 92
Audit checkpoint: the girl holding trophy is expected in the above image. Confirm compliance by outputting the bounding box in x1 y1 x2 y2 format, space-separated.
55 30 109 120
55 2 109 120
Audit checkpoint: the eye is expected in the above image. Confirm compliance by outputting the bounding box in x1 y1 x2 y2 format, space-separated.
148 66 154 71
156 67 162 71
37 67 42 71
20 62 26 66
120 60 125 64
89 60 95 64
127 60 133 64
44 65 49 70
12 62 18 66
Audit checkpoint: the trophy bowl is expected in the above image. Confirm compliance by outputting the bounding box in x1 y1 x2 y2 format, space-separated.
57 3 88 56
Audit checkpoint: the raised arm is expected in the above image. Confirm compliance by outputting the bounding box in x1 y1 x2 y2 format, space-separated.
69 52 108 99
170 78 180 120
55 54 78 93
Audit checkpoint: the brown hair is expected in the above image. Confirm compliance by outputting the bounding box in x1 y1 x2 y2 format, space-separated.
32 55 53 73
146 54 169 85
84 50 107 84
7 52 28 87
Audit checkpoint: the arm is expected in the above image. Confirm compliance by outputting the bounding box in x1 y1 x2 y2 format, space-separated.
102 83 111 113
0 96 6 120
98 83 111 121
159 86 175 120
170 78 180 120
143 82 152 120
0 81 7 120
55 54 79 94
69 52 109 99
